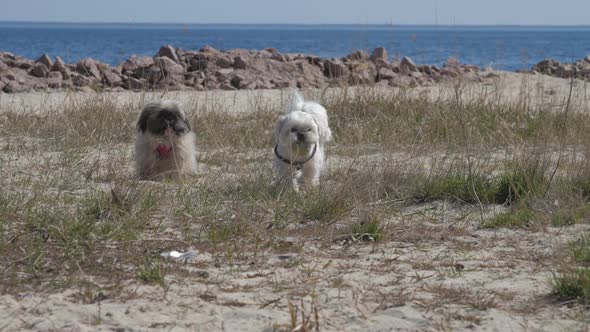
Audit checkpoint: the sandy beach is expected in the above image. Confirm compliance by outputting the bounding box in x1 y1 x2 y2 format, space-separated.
1 71 590 331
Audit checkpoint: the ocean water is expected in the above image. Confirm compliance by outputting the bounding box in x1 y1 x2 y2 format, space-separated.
0 22 589 71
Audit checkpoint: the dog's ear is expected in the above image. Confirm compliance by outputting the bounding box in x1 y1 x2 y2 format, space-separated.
136 109 150 133
273 114 288 142
313 118 333 143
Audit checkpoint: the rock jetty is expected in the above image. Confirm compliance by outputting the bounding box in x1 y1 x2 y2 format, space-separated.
0 45 499 93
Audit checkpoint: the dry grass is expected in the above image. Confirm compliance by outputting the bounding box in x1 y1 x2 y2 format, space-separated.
1 78 590 330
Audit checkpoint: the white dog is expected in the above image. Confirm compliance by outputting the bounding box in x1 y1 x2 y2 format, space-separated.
135 100 197 180
273 91 333 191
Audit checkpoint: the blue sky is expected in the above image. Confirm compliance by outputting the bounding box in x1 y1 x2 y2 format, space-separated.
1 0 589 25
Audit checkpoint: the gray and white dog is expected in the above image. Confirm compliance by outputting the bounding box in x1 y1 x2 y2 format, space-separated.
135 100 197 180
273 91 333 191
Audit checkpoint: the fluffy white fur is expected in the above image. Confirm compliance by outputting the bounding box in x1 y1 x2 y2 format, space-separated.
273 91 333 191
135 100 197 181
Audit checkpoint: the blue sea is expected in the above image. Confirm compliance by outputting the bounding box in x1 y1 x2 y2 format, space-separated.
1 22 589 71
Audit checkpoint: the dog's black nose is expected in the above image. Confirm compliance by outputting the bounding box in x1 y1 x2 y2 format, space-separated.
297 133 305 141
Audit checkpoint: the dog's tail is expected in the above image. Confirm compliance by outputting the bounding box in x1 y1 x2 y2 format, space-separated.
287 89 305 113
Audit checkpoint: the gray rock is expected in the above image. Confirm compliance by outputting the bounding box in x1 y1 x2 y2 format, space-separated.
48 71 63 80
323 59 348 78
47 72 64 88
157 45 180 63
189 56 208 71
76 58 102 79
145 67 163 83
532 59 560 75
233 56 248 69
230 74 244 88
389 75 416 88
349 70 373 85
400 56 418 74
441 68 460 78
2 72 17 81
122 56 154 73
0 59 8 72
219 82 236 90
51 57 69 78
29 63 49 78
444 57 461 68
14 60 33 70
377 67 396 80
200 45 219 54
215 68 234 76
346 50 370 61
126 77 146 90
555 64 574 78
215 56 234 68
371 47 388 62
71 72 92 87
154 57 185 76
3 81 27 93
270 79 292 88
270 53 287 62
102 70 122 87
36 54 53 69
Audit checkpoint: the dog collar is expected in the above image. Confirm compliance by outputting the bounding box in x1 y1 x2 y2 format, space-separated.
274 144 317 170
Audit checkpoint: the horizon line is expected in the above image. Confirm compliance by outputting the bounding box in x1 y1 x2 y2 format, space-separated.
1 20 590 27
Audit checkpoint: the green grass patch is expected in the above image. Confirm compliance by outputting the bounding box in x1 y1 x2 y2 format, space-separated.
137 257 166 285
301 187 352 223
414 173 497 204
494 162 547 205
482 205 535 229
349 212 384 242
552 268 590 302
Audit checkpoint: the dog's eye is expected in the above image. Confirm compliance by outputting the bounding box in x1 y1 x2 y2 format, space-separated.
290 128 297 133
306 128 312 132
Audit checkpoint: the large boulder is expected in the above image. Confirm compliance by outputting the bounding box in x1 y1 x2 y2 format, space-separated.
101 69 123 87
371 47 388 62
233 55 248 69
76 58 102 79
157 45 180 63
323 59 348 78
400 56 418 74
188 53 210 71
348 62 375 84
47 71 64 88
377 67 396 81
70 72 92 87
533 59 560 75
215 68 234 77
200 45 220 54
346 50 370 61
3 81 28 93
154 56 185 76
51 56 70 78
126 77 146 90
215 56 234 68
35 54 53 69
122 56 154 74
29 63 49 78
